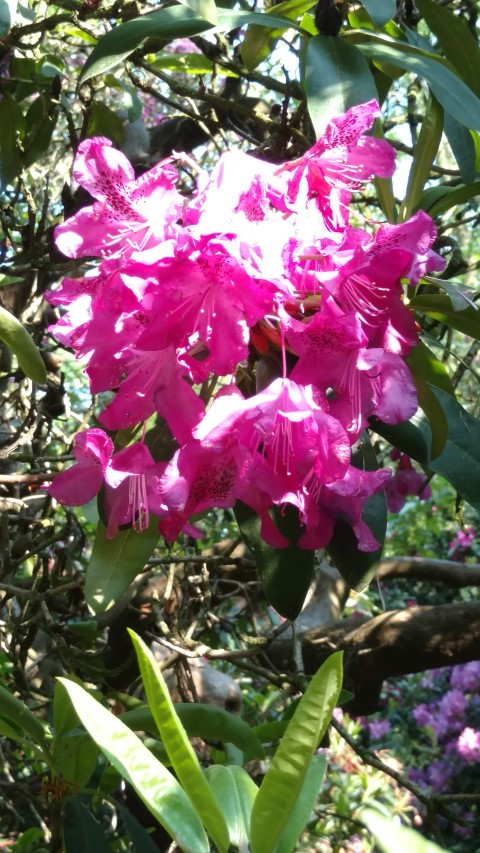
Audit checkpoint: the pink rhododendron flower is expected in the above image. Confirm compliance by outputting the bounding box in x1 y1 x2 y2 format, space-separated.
49 428 113 506
385 453 431 512
55 137 182 259
47 99 443 553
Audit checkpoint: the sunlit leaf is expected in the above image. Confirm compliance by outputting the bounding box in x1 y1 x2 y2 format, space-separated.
305 35 378 138
80 7 304 82
415 0 480 97
361 807 447 852
205 765 258 851
58 678 210 853
416 180 480 217
250 653 343 853
400 95 443 221
346 31 480 131
406 341 453 459
273 753 327 853
129 632 230 853
360 0 395 27
0 306 46 384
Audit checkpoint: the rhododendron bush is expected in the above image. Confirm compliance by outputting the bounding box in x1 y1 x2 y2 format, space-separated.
47 100 445 608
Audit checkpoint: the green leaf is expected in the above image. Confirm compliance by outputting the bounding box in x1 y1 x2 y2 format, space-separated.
58 678 210 853
52 733 99 787
416 181 480 217
423 387 480 514
372 121 396 221
347 31 480 131
0 0 18 36
370 414 431 466
410 293 480 340
204 765 258 851
129 631 230 853
53 679 81 738
86 102 124 147
120 702 264 759
0 306 46 384
79 7 303 83
326 432 386 591
116 803 161 853
421 275 477 312
250 652 342 853
178 0 217 26
0 685 49 752
84 517 160 614
400 95 443 221
63 799 111 853
305 35 378 138
406 341 453 459
443 113 477 185
234 501 315 620
273 753 327 853
360 0 395 27
0 94 25 189
415 0 480 98
361 807 447 853
241 0 316 71
23 95 58 169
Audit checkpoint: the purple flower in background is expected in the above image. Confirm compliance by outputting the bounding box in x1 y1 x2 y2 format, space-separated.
456 728 480 762
427 759 452 792
368 719 391 740
450 661 480 693
413 703 434 728
448 525 475 560
439 689 467 727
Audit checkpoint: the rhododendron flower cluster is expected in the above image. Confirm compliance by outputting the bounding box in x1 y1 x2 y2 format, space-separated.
48 100 443 549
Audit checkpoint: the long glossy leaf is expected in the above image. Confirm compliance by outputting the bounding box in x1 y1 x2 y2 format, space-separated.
0 685 49 751
58 678 210 853
80 7 303 82
360 0 395 27
273 753 327 853
0 306 46 384
400 95 443 221
415 0 480 98
443 113 477 185
178 0 217 26
424 387 480 514
347 31 480 131
234 501 315 620
63 799 110 853
326 432 387 591
116 803 161 853
305 35 378 138
406 340 454 459
250 652 343 853
241 0 316 71
0 0 17 36
84 517 160 614
370 414 431 466
361 808 446 853
120 702 264 759
129 631 230 853
204 765 257 851
52 733 99 787
417 180 480 217
410 293 480 340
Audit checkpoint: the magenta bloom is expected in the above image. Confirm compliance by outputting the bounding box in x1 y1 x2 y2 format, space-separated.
55 137 182 259
49 429 113 506
385 453 431 512
278 100 396 228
